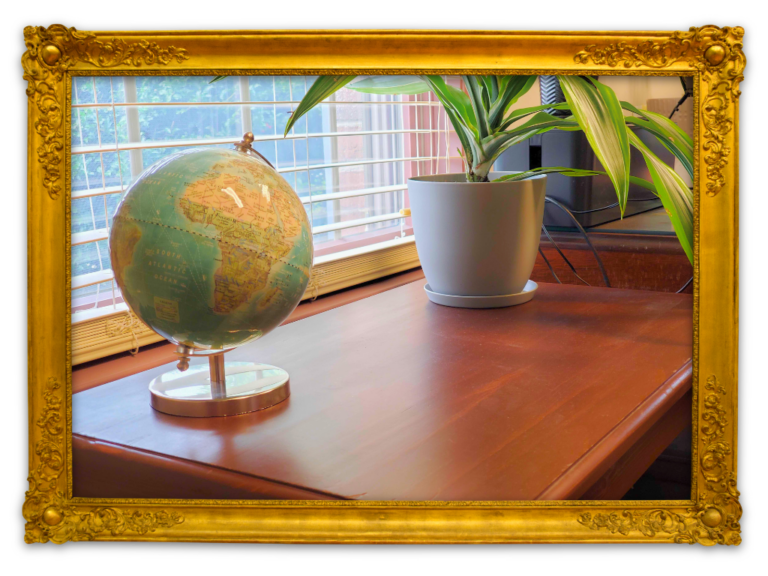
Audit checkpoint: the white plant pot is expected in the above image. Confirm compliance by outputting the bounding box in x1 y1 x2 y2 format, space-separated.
408 172 546 307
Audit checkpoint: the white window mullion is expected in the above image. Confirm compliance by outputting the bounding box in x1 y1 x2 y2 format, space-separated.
123 77 144 179
304 76 314 232
240 77 252 135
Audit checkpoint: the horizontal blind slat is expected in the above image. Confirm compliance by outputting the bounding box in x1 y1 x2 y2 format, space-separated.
71 129 444 155
72 185 123 200
72 100 443 109
302 184 408 205
312 212 403 235
72 269 114 290
72 228 109 246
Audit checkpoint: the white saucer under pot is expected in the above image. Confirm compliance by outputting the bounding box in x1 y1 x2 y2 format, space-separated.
424 280 538 309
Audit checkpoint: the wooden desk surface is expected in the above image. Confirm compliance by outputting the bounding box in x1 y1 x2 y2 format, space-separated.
73 281 692 501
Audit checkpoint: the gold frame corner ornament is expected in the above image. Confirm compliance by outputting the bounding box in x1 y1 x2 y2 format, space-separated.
575 25 746 198
24 25 742 544
21 25 189 200
577 375 741 546
572 25 744 544
23 378 184 544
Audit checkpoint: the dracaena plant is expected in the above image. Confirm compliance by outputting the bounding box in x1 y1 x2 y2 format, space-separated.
281 75 694 264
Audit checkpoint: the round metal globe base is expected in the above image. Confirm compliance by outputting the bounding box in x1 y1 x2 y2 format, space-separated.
149 359 290 418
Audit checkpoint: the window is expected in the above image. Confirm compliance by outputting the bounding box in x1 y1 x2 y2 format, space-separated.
70 75 460 361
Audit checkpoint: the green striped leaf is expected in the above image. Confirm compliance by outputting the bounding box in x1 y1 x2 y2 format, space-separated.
497 102 570 131
488 76 537 129
347 76 431 95
479 112 579 175
462 76 491 139
421 75 481 170
622 101 694 180
558 76 631 214
628 131 693 264
284 75 356 136
492 166 658 194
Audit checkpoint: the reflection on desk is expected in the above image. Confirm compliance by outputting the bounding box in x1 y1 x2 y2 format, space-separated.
533 208 693 293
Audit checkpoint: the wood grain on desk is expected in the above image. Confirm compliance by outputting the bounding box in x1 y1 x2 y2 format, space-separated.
71 268 426 394
73 281 692 501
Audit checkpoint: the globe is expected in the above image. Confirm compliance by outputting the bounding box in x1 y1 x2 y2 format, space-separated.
109 145 313 353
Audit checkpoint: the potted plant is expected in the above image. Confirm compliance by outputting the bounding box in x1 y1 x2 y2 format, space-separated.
284 75 693 307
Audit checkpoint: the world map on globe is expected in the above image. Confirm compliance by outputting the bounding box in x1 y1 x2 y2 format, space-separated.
109 147 313 351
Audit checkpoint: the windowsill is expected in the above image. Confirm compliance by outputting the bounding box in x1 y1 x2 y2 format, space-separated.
72 267 426 393
71 235 421 364
313 227 414 259
315 234 414 265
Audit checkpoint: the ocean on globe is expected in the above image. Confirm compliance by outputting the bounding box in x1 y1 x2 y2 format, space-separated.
109 147 313 351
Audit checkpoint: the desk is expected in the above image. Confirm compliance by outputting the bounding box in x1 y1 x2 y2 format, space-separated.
73 281 692 501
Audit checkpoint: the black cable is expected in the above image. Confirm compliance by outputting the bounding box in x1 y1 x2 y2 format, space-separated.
541 224 591 287
538 246 561 284
677 277 693 293
569 201 618 214
668 77 693 120
544 197 611 287
668 95 689 120
566 197 659 215
543 197 691 293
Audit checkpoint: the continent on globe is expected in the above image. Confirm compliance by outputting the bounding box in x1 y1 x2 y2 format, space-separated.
109 146 313 352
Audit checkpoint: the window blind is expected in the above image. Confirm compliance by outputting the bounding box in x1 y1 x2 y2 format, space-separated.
70 75 462 321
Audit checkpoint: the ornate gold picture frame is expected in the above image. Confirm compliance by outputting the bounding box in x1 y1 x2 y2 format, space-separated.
23 25 744 545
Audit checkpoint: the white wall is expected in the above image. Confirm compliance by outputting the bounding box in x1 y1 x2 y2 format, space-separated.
599 76 685 108
517 77 542 109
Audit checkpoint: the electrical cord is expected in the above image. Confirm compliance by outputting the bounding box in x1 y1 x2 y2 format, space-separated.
544 195 689 291
566 197 659 215
538 246 561 284
668 77 693 120
541 196 692 293
543 197 611 287
541 224 591 286
677 277 693 293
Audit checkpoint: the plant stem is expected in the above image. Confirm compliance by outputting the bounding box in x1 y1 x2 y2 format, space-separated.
466 172 490 183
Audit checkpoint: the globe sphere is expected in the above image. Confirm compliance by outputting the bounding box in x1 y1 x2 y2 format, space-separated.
109 147 313 351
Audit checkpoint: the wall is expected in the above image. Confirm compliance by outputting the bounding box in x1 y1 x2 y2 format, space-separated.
600 75 686 107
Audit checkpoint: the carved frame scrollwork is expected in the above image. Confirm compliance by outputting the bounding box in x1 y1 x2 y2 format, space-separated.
575 25 745 198
577 376 741 545
23 25 188 543
23 378 183 543
23 25 742 545
572 26 744 545
22 25 188 200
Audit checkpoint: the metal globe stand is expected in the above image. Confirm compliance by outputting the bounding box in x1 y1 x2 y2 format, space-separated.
148 345 290 418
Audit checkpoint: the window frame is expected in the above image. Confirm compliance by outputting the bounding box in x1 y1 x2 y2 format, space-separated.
69 75 458 363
